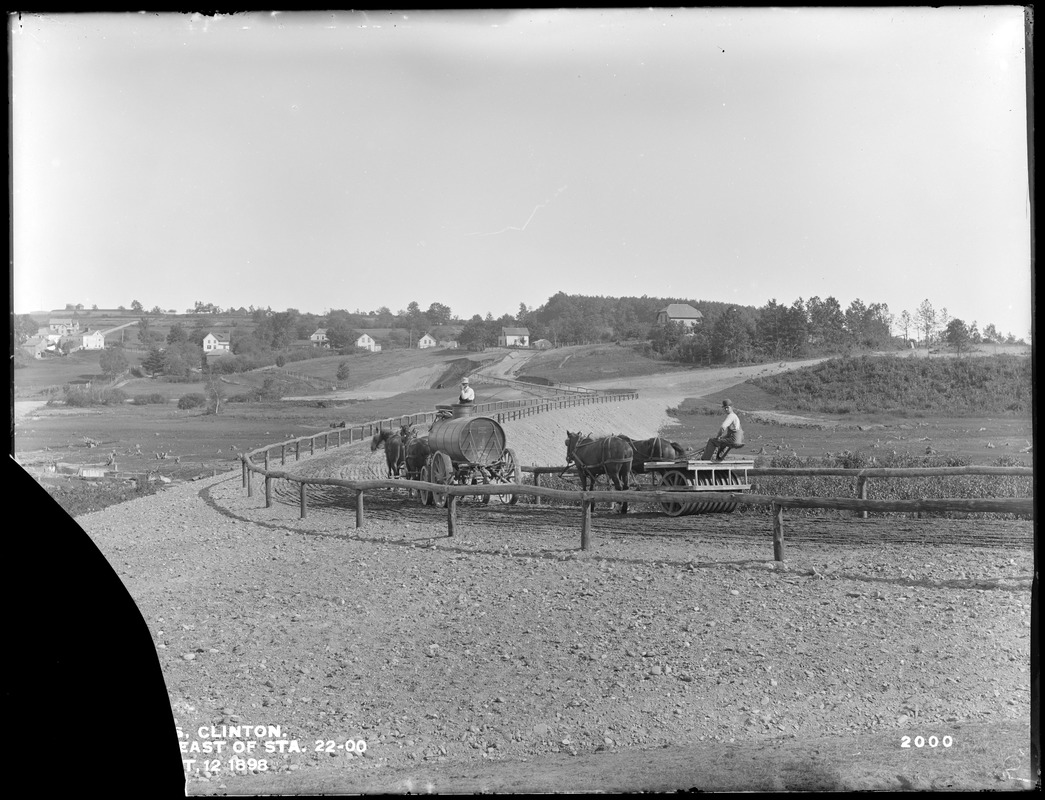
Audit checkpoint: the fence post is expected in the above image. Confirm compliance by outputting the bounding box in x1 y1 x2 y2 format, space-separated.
247 464 253 497
355 489 364 528
337 430 342 448
299 483 307 519
241 457 246 488
447 495 458 537
310 437 315 456
772 502 785 561
856 476 868 519
533 469 542 506
296 441 301 461
581 500 592 550
324 433 329 451
264 451 271 508
281 444 286 466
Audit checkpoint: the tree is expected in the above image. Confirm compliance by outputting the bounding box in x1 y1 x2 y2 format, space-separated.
166 323 188 345
711 306 752 364
162 342 202 377
336 362 351 383
899 310 914 345
142 347 165 376
131 299 143 312
99 346 128 380
916 299 937 346
944 319 971 356
14 314 39 344
326 322 357 351
427 302 452 326
205 375 225 415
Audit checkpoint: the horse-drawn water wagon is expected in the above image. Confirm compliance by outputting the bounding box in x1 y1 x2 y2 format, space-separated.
417 404 521 507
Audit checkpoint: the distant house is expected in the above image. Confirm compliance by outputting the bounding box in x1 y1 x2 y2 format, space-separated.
310 328 330 347
532 338 553 350
202 332 231 353
49 318 80 335
355 332 381 352
418 333 438 350
656 304 703 328
81 330 106 350
20 336 48 359
499 327 530 347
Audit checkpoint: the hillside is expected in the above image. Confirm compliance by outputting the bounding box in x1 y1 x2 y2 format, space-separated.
748 354 1031 416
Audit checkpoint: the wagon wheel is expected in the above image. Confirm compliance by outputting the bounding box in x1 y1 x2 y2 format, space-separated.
658 470 694 517
494 448 521 505
418 464 433 507
430 452 454 508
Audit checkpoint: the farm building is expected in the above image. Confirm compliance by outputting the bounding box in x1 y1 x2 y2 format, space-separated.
656 303 703 328
499 327 530 347
80 330 106 350
418 333 438 349
20 336 49 359
355 332 381 352
532 338 553 350
310 328 330 347
48 317 81 335
202 332 231 353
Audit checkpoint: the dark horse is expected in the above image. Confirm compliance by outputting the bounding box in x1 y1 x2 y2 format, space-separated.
370 429 405 478
616 435 679 473
565 431 634 514
400 425 431 485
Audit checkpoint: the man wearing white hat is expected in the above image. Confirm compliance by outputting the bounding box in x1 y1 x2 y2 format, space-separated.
458 377 475 404
701 399 744 460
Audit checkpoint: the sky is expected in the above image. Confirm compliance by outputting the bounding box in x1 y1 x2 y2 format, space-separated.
10 8 1033 338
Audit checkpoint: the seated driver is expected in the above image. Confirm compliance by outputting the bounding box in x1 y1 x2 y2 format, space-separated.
458 377 475 404
701 399 744 460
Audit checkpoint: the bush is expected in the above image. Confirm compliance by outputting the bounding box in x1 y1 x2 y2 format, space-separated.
177 393 208 410
61 387 128 407
132 393 168 405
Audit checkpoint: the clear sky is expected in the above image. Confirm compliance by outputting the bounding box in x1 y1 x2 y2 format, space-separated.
11 8 1032 338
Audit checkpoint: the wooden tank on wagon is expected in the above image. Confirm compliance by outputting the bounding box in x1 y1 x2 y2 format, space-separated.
418 404 521 507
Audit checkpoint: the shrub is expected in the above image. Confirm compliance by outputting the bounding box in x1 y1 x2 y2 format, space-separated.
132 393 168 405
61 387 128 407
177 393 208 410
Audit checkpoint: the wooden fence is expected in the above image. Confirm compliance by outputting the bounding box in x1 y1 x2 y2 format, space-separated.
240 455 1033 561
246 391 640 465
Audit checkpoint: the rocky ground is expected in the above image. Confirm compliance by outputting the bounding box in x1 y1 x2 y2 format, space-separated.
51 394 1036 795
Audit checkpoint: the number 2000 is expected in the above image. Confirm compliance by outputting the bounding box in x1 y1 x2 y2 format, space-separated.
901 735 953 748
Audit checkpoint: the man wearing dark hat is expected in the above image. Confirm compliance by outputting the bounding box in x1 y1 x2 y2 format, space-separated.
701 399 744 460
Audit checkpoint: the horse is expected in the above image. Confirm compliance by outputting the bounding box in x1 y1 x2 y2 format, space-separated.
400 426 431 488
564 431 634 514
616 435 678 473
370 429 405 478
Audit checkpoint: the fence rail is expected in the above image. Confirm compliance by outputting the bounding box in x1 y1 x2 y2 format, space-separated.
243 391 640 464
241 454 1033 561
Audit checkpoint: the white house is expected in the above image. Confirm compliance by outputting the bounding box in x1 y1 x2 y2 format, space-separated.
418 333 438 349
355 333 381 352
81 330 106 350
656 304 703 328
202 332 231 353
499 327 530 347
310 328 329 347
